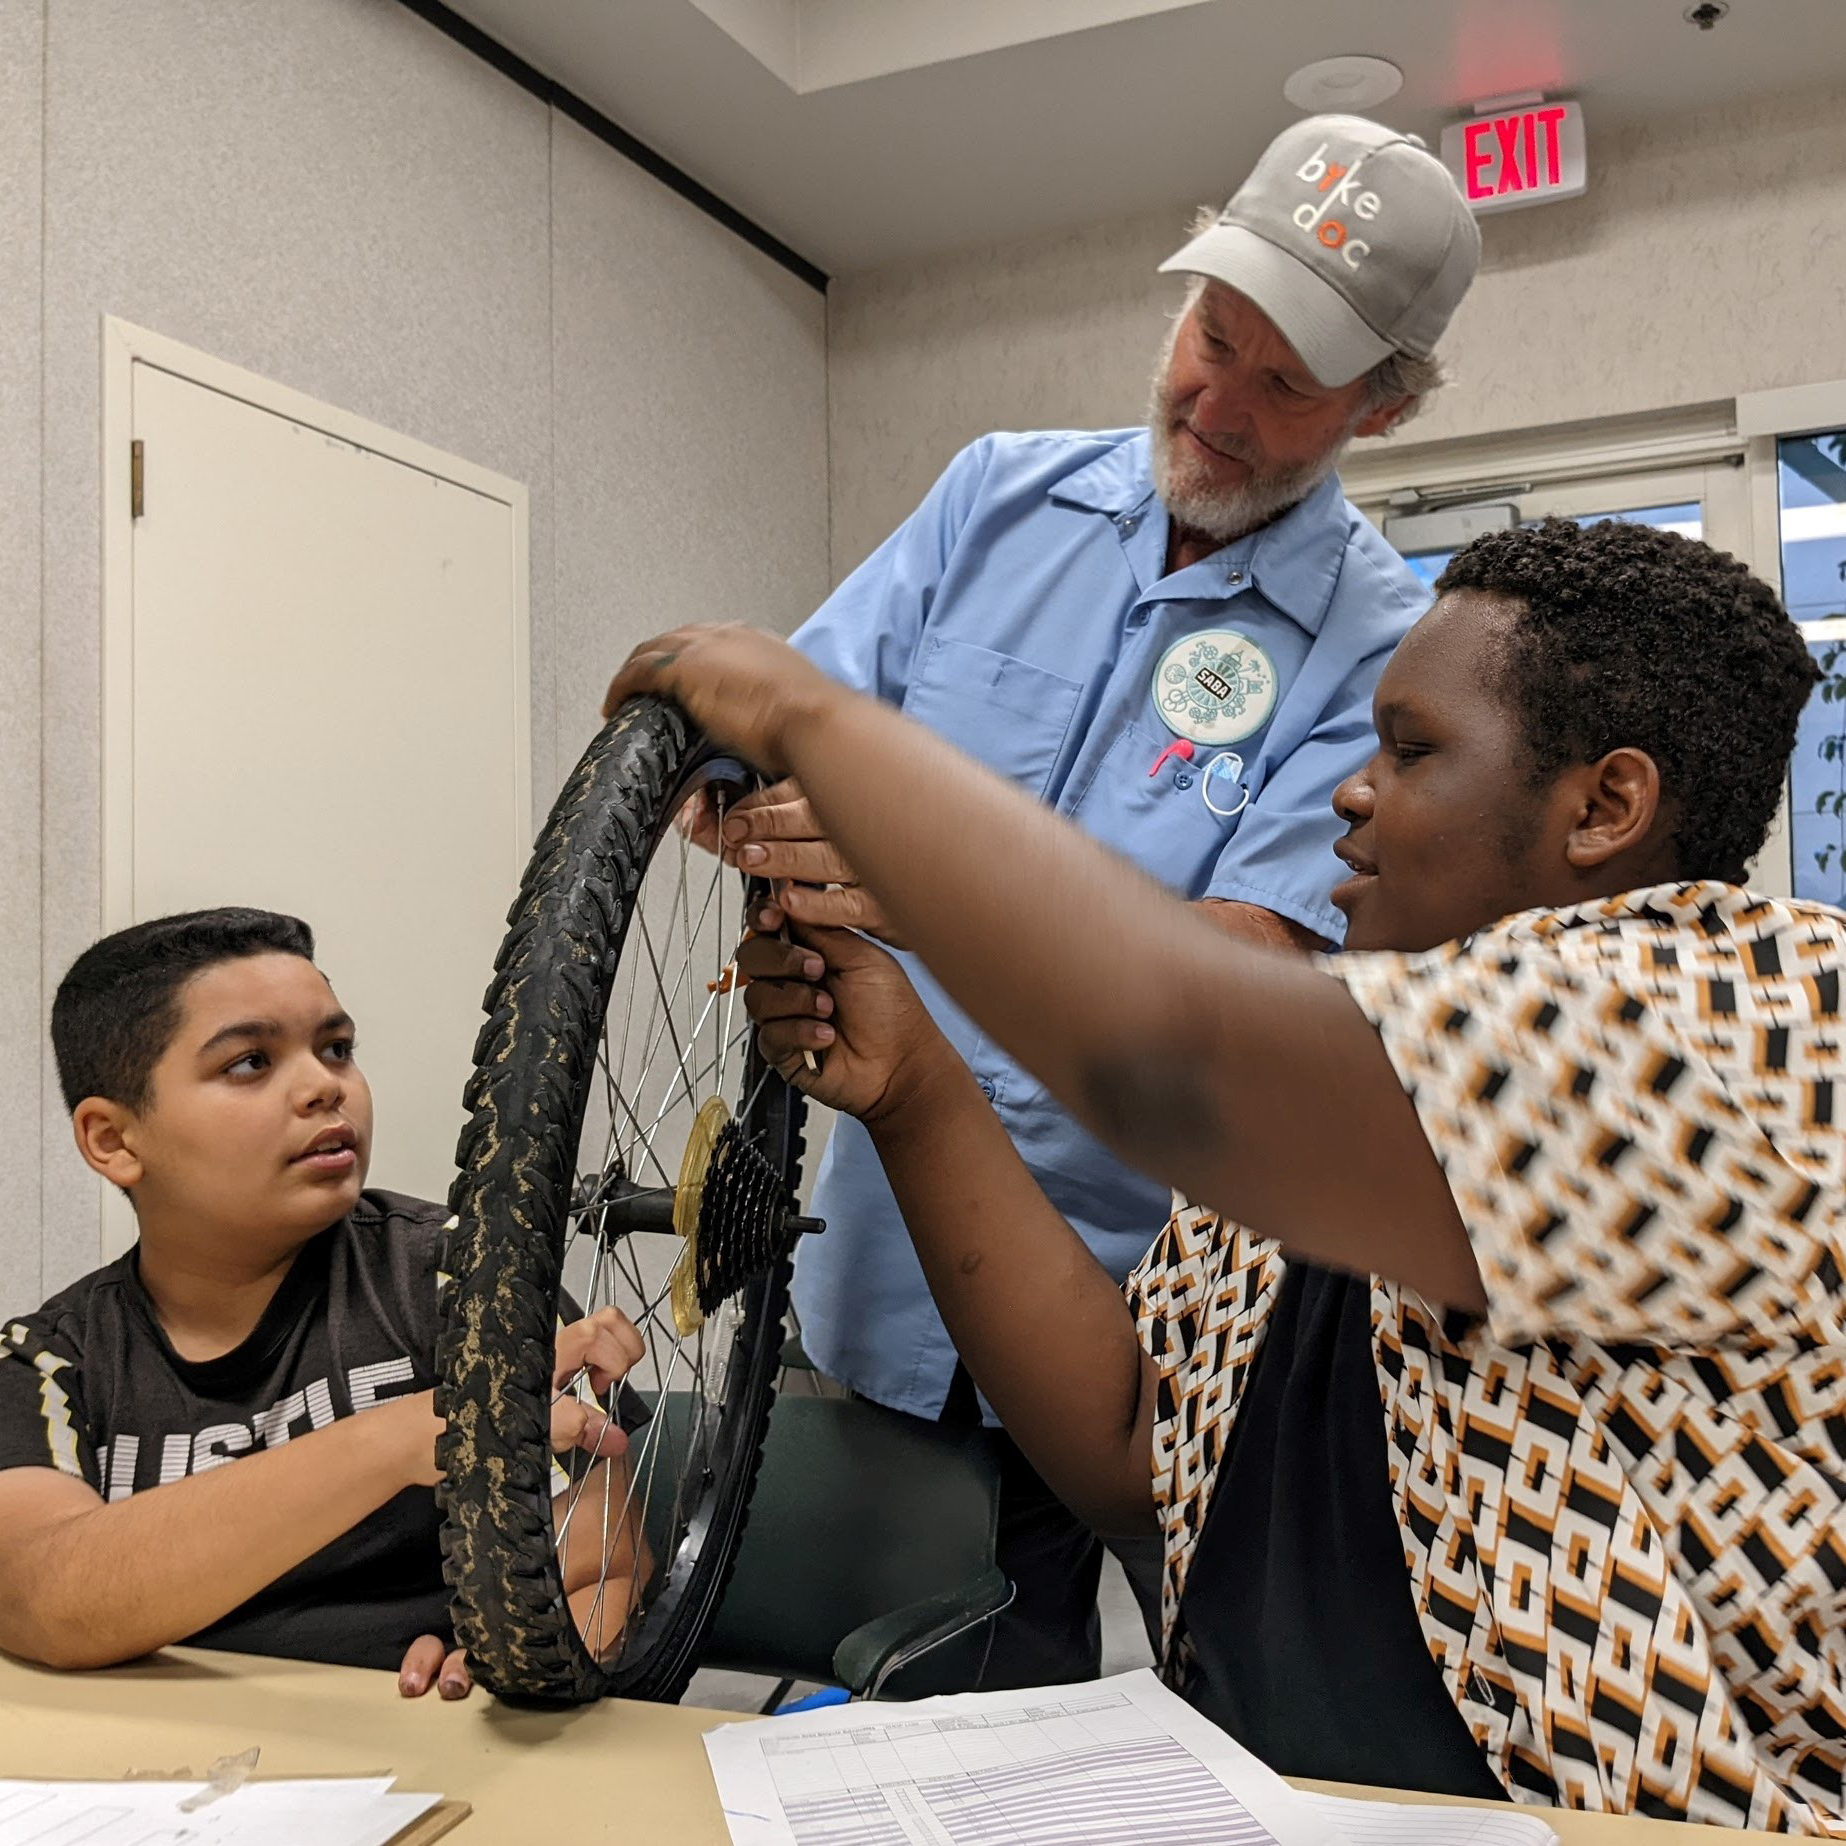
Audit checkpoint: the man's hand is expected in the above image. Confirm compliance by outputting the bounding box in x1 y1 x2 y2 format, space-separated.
720 780 905 945
551 1308 644 1461
671 777 901 943
740 903 955 1122
398 1633 472 1700
602 626 842 778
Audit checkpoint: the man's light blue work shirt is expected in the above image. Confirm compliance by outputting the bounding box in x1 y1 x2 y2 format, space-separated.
790 428 1428 1420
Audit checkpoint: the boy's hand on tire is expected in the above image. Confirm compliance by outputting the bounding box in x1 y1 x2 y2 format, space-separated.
550 1308 644 1460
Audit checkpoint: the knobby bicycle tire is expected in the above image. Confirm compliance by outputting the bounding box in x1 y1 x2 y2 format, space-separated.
434 696 805 1704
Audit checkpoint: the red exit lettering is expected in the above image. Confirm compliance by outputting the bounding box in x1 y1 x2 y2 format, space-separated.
1461 105 1569 200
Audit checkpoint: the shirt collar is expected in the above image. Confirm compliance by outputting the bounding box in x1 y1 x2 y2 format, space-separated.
1048 430 1160 520
1051 431 1352 639
1227 472 1350 639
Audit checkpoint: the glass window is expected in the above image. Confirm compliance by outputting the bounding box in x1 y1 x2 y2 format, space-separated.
1781 431 1846 906
1396 500 1703 589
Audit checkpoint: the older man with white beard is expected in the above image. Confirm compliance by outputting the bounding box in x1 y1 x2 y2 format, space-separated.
714 114 1481 1688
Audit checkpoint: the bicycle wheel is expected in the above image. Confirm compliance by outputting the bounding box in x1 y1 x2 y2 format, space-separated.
434 695 815 1705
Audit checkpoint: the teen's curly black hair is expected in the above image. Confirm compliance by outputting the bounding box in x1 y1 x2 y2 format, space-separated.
1435 517 1818 883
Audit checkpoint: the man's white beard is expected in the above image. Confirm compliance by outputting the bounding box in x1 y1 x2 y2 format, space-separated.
1146 333 1355 545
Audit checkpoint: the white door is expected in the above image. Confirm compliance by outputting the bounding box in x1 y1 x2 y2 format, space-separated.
103 325 529 1253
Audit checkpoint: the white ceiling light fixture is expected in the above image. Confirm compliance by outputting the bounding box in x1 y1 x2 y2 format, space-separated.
1283 54 1404 114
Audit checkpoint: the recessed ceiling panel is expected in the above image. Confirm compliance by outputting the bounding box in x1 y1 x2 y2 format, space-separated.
446 0 1846 271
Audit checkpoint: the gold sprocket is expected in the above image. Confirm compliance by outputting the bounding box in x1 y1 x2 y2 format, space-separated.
670 1095 732 1335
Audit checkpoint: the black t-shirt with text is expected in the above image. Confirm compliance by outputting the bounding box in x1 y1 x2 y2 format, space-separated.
0 1191 452 1671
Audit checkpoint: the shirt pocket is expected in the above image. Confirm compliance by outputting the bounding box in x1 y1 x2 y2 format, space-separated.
901 638 1083 801
1067 718 1257 897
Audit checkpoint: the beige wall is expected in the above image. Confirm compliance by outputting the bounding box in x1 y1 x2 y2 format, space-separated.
2 0 45 1304
826 84 1846 579
549 112 829 799
13 0 828 1293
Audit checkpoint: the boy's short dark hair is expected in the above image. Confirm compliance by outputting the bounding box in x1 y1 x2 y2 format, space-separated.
1436 518 1818 884
52 908 317 1113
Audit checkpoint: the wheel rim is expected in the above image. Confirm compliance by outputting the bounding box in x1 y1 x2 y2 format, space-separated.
546 756 802 1685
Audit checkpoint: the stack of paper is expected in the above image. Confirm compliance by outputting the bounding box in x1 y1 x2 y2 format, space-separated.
702 1668 1559 1846
1304 1790 1559 1846
0 1775 450 1846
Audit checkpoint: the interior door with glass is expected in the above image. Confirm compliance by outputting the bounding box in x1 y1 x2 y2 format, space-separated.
1768 428 1846 909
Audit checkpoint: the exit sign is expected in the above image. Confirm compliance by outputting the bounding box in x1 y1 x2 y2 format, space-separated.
1440 101 1586 215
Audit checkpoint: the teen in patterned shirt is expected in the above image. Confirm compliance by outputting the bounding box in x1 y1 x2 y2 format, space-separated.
608 516 1845 1831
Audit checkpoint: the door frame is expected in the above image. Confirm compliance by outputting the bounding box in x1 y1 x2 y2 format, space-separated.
1735 380 1846 906
1340 400 1747 518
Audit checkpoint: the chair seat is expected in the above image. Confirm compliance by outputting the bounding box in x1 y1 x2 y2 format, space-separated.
701 1392 1005 1697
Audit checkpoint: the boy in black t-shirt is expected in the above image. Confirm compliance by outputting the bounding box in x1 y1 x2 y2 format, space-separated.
0 907 645 1697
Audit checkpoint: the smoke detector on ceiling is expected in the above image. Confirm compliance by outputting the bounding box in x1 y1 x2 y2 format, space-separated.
1283 55 1404 113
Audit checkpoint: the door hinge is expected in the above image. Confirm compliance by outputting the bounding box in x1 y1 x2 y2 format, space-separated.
130 439 145 519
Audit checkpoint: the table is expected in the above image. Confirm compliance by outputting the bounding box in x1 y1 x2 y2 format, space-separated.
0 1649 1781 1842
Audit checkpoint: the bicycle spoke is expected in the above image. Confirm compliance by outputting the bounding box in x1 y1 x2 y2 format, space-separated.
555 1274 679 1547
633 967 730 1140
591 1045 677 1192
591 1375 620 1661
616 857 732 1149
623 923 701 1122
613 880 717 1134
655 1021 754 1123
581 1332 688 1653
566 1206 652 1333
595 785 744 1194
608 917 645 1107
736 1056 780 1132
579 1010 752 1249
680 828 696 1087
661 1385 699 1610
617 992 747 1183
602 1224 653 1319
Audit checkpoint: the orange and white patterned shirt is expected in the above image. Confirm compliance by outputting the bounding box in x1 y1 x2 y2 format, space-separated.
1127 884 1846 1833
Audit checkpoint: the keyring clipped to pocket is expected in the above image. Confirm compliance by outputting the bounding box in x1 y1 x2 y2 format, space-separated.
1201 750 1251 819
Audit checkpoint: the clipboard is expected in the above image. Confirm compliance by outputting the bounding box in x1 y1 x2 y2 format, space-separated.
386 1796 471 1844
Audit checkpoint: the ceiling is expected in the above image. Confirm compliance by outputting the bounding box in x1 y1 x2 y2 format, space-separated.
442 0 1846 275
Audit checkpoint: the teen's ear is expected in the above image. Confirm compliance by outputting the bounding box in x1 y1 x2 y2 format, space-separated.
71 1098 144 1191
1564 747 1664 871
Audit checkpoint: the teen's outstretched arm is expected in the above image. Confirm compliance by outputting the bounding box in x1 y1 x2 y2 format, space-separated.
606 630 1483 1312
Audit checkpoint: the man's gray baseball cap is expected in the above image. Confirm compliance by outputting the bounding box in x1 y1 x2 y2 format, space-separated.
1160 113 1481 389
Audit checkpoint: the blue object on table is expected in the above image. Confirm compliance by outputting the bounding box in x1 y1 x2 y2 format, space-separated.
776 1686 852 1716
